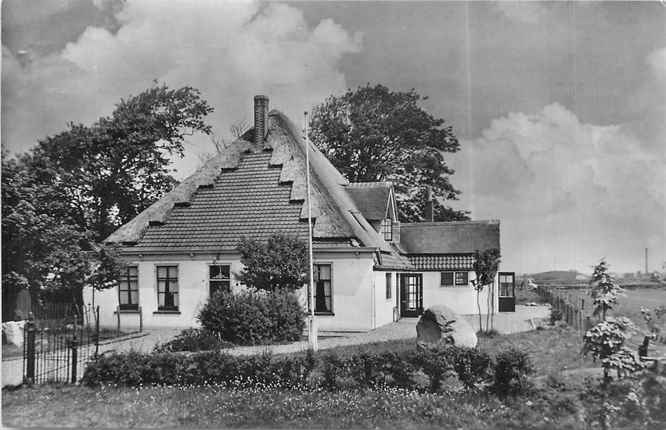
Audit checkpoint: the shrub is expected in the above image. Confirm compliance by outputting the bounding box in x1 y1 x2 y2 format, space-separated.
583 317 642 380
198 289 305 345
550 308 563 325
491 348 534 397
445 346 492 389
414 343 454 392
153 328 234 352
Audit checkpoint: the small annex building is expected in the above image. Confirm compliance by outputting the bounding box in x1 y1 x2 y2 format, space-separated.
87 96 512 332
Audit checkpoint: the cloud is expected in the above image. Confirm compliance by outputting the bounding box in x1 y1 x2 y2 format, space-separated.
450 57 665 274
2 0 361 175
495 1 549 24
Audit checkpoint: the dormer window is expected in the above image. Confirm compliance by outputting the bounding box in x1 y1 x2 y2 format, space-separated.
381 218 393 242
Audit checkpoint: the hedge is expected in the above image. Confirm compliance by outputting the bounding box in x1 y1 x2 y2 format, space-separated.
82 344 532 395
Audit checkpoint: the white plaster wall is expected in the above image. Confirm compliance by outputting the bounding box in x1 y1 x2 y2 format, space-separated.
421 271 498 315
85 252 376 332
373 271 397 328
84 257 245 330
299 252 376 332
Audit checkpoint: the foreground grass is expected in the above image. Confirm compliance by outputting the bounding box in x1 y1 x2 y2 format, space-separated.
3 383 582 429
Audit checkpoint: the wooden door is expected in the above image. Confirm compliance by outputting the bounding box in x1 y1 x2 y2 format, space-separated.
399 274 423 317
498 272 516 312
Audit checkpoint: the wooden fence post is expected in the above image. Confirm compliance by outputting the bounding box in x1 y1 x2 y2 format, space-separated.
116 305 121 337
139 306 143 333
24 313 36 384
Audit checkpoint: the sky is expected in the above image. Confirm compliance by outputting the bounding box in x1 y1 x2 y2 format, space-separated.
2 0 665 275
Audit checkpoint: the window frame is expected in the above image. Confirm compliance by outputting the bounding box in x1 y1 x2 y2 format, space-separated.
156 265 179 311
118 265 139 310
385 273 392 300
313 262 333 315
440 271 470 287
381 218 393 242
208 263 232 297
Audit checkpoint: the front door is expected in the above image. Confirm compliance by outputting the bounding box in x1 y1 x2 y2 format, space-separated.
498 272 516 312
399 274 423 317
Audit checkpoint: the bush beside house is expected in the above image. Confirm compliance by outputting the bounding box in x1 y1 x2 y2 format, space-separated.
197 289 305 345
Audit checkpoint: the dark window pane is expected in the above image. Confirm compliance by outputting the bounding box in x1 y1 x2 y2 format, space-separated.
441 272 454 286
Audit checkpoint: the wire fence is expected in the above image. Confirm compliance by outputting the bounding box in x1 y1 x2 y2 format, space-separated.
535 285 592 333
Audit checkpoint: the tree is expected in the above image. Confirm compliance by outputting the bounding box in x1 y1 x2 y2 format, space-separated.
2 83 213 309
470 248 501 333
237 234 309 292
589 259 624 321
309 84 469 222
24 83 214 242
1 157 123 311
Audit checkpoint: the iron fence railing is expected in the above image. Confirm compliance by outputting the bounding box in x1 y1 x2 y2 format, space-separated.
22 306 100 384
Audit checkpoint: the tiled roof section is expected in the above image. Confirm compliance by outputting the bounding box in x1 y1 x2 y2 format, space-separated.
346 182 391 221
104 140 253 244
400 220 500 254
106 106 394 254
134 152 310 250
408 254 475 271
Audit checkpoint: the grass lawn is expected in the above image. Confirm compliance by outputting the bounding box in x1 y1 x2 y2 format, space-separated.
2 383 585 429
308 325 593 376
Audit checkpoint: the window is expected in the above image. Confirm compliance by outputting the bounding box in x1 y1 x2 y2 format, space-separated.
118 266 138 310
209 264 231 297
385 273 392 299
440 271 469 287
156 266 179 311
381 218 392 241
314 264 332 314
455 271 469 286
499 273 514 297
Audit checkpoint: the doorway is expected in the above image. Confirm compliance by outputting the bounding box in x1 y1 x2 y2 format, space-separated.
498 272 516 312
399 273 423 317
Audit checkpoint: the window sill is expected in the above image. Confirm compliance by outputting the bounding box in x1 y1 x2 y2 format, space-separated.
315 312 334 316
115 309 140 314
153 310 181 315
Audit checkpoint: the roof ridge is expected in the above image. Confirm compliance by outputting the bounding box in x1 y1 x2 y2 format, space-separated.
401 219 500 227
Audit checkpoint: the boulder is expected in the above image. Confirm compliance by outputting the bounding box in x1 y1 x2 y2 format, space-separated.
2 320 26 347
416 305 477 348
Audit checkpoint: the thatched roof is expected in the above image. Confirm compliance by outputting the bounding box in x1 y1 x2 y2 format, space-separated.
399 220 500 254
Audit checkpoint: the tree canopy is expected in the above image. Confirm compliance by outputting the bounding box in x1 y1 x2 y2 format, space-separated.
309 84 469 221
237 235 308 292
2 83 213 311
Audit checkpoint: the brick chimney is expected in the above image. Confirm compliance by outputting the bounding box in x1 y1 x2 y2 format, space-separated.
424 186 434 222
253 95 269 146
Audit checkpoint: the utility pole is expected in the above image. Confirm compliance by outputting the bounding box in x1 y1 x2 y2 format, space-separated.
304 111 318 351
645 247 648 275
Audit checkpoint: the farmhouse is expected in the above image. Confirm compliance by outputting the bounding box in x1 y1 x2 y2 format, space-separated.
88 96 512 331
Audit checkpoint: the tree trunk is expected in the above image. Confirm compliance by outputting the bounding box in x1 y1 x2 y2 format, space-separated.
476 289 483 332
